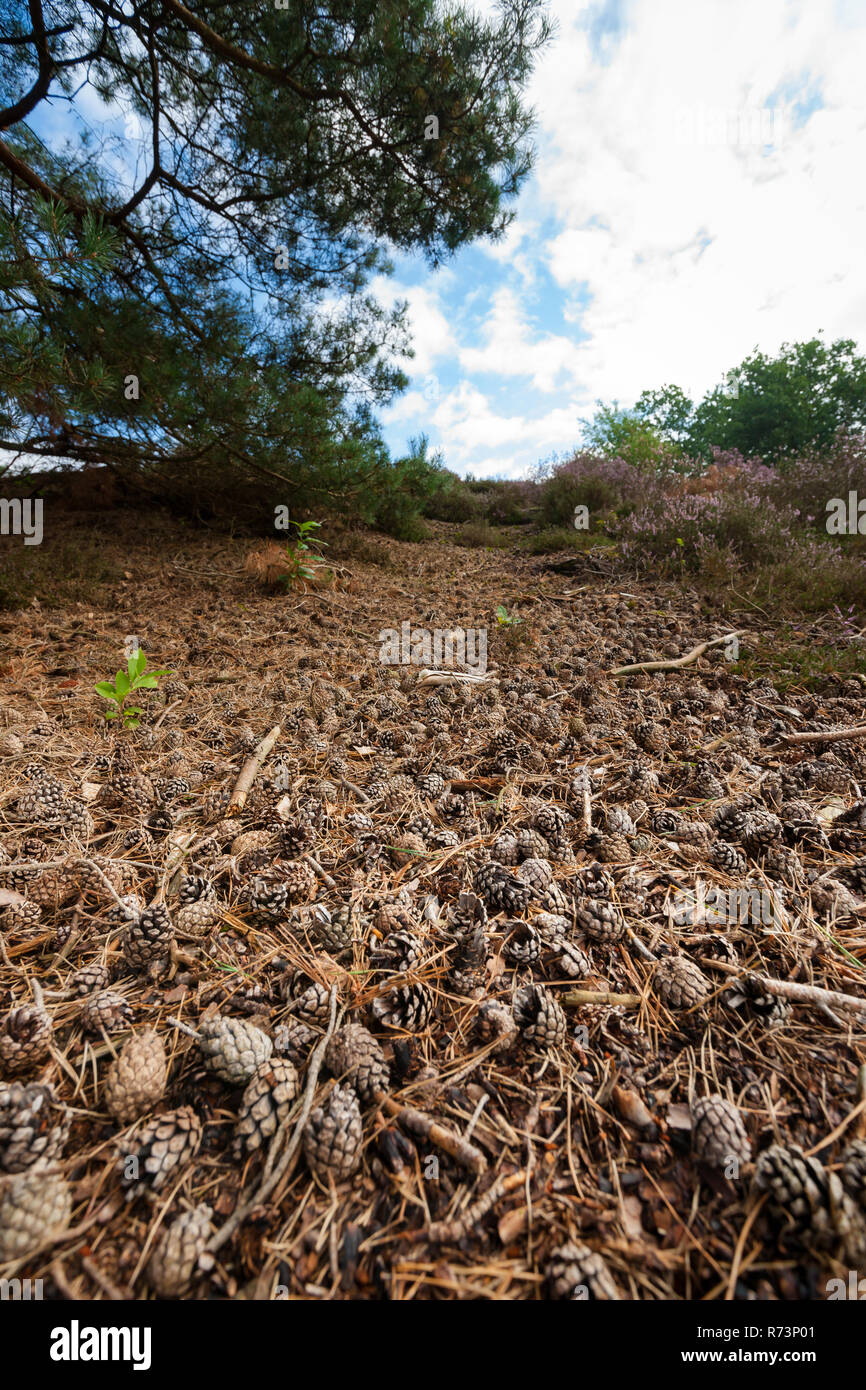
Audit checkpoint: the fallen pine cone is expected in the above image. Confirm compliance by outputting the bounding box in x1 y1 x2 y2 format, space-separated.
148 1203 214 1296
0 1082 69 1173
691 1094 751 1172
233 1058 299 1158
104 1028 167 1124
324 1023 390 1104
81 989 134 1036
303 1083 363 1181
119 1106 203 1195
0 998 53 1075
197 1015 273 1085
0 1169 72 1259
547 1241 620 1300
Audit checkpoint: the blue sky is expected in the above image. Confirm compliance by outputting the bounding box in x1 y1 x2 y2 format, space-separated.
8 0 866 482
378 0 866 477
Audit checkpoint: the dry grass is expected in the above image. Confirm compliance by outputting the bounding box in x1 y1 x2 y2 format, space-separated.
1 517 865 1300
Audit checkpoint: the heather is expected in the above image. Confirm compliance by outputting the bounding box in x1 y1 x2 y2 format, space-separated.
534 438 866 616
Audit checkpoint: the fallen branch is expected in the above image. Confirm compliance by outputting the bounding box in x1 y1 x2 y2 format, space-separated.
609 631 747 678
376 1092 487 1177
227 723 281 815
767 724 866 751
561 989 641 1007
702 959 866 1025
427 1167 528 1243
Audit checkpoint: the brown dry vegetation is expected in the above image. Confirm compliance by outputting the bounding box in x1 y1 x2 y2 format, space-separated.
1 513 866 1301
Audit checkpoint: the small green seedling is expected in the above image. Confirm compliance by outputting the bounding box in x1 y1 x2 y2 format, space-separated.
281 517 329 590
94 649 172 729
495 604 522 627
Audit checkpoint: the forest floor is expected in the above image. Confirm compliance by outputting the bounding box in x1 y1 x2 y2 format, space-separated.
1 510 866 1300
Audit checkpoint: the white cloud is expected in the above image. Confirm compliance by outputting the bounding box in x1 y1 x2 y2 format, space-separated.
370 278 456 378
458 287 586 392
529 0 866 406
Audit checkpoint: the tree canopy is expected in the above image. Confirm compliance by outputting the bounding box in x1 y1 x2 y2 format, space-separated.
0 0 550 516
582 337 866 469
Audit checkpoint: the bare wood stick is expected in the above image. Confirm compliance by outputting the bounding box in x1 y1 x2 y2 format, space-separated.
561 990 641 1007
768 724 866 751
609 631 747 678
227 723 281 814
626 926 658 963
702 959 866 1023
427 1167 528 1243
377 1092 487 1176
304 854 337 891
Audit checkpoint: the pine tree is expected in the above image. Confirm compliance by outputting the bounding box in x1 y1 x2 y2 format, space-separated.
0 1 550 514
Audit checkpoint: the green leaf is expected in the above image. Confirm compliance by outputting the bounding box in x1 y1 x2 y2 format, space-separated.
149 669 172 679
115 670 130 697
105 709 119 719
125 705 144 716
94 681 118 699
136 673 159 688
134 648 147 677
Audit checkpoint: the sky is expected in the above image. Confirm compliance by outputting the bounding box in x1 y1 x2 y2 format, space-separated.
378 0 866 478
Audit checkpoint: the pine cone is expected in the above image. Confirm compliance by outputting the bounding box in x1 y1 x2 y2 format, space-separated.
108 891 145 925
473 860 532 914
308 903 355 955
652 809 684 836
70 962 112 996
303 1084 363 1180
284 979 332 1022
0 1169 72 1259
417 772 447 799
233 1059 299 1157
325 1023 390 1104
574 896 625 945
82 989 133 1035
841 1139 866 1209
245 875 289 920
513 984 567 1049
515 827 551 860
710 841 747 875
372 981 433 1032
475 999 518 1053
516 856 553 892
741 976 791 1029
503 920 541 964
123 903 174 969
691 1094 751 1171
547 1241 620 1300
104 1029 167 1123
0 1000 52 1074
653 955 710 1011
548 937 593 979
534 806 571 841
273 1021 318 1066
119 1106 203 1194
0 1082 69 1172
148 1203 214 1296
282 859 317 903
490 832 520 866
753 1143 865 1255
176 898 223 936
178 874 216 905
197 1015 273 1085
